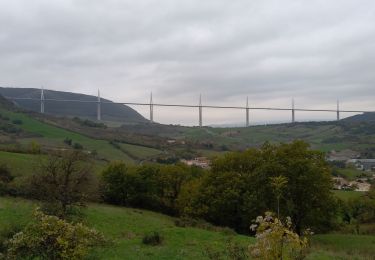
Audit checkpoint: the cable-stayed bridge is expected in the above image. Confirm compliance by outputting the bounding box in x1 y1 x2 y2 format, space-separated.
4 88 375 127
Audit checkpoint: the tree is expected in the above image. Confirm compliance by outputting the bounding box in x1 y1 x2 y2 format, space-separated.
101 162 141 206
270 176 288 219
6 209 106 260
179 141 337 234
101 162 204 215
27 150 96 218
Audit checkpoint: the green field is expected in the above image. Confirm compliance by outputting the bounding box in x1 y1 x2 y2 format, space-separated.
333 190 365 201
0 197 252 259
1 197 374 259
0 151 44 177
0 108 131 160
118 143 163 159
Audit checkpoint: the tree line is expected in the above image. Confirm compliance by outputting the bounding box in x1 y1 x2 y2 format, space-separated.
1 140 374 236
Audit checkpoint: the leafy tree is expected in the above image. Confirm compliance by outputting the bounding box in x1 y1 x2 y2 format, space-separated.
101 162 203 215
179 141 337 234
6 209 106 260
101 162 141 206
27 150 96 218
270 175 288 219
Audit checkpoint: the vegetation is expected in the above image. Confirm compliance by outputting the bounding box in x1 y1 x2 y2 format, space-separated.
25 150 97 218
179 141 337 234
0 164 13 195
101 162 203 215
4 209 107 259
1 96 375 259
249 212 310 259
0 197 253 259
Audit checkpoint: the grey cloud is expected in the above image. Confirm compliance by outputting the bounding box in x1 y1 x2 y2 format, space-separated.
0 0 374 124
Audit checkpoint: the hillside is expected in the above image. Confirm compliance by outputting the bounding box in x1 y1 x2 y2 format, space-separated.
0 98 163 163
344 112 375 122
0 87 147 123
1 197 374 259
2 89 375 161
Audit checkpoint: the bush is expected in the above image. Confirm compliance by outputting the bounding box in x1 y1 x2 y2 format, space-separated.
6 209 107 259
101 162 203 215
0 222 24 253
249 212 311 260
11 119 22 125
142 231 163 246
0 164 13 196
63 138 72 146
73 143 83 150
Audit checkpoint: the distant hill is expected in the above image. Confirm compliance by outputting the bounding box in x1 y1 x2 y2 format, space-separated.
0 87 147 123
344 112 375 123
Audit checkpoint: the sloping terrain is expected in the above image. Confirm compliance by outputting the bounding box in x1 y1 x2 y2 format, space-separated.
0 87 147 123
0 95 163 163
1 197 374 259
344 112 375 122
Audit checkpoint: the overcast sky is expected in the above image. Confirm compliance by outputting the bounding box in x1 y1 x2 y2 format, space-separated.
0 0 374 125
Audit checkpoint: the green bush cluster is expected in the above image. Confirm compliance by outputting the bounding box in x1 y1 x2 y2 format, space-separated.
142 231 163 246
4 209 107 259
101 141 338 235
101 162 203 215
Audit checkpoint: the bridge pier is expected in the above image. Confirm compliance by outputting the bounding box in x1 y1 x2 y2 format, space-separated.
97 89 101 121
292 98 295 123
150 92 154 123
246 97 249 127
199 94 202 127
40 87 45 114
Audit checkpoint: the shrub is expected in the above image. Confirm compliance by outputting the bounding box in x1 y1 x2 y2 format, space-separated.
249 212 311 260
11 119 22 125
73 143 83 150
6 209 107 259
63 138 72 146
142 231 163 246
0 222 24 253
28 140 41 154
0 164 13 195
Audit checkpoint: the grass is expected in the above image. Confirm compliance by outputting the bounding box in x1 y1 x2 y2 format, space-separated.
0 150 107 176
1 196 374 259
0 151 42 177
336 168 371 181
118 143 163 159
309 234 375 260
0 197 252 259
0 108 135 162
333 190 364 201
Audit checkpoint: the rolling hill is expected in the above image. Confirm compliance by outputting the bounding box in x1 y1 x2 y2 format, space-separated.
344 112 375 122
0 87 147 123
1 197 374 259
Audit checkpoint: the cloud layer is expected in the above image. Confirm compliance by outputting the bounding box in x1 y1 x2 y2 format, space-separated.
1 0 374 124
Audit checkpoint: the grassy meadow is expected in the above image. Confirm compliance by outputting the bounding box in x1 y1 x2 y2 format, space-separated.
0 108 165 162
0 197 374 259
